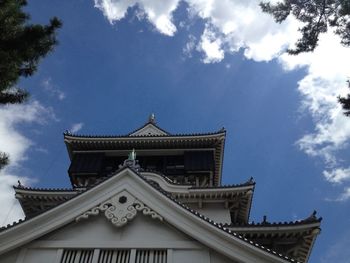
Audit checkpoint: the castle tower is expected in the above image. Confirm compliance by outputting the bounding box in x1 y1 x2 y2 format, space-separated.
1 116 321 263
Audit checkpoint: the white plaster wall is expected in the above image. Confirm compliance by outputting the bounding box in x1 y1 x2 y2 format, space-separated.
172 249 236 263
6 214 236 263
186 203 231 224
210 250 238 263
0 248 19 263
40 214 196 245
173 249 210 263
22 248 57 263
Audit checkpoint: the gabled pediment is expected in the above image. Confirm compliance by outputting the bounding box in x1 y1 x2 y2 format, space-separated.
129 123 169 136
0 167 290 263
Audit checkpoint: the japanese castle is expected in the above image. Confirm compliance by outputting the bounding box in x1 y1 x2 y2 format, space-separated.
0 115 321 263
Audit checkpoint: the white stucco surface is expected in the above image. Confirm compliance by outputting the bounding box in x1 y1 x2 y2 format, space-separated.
41 214 196 244
1 214 236 263
187 203 231 224
1 249 19 263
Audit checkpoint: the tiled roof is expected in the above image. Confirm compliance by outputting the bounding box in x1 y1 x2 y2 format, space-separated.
141 169 254 189
63 128 226 139
14 185 76 192
190 177 255 189
0 219 26 232
222 213 322 228
140 169 191 185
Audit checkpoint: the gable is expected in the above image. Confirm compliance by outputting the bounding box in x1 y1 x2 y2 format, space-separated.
5 212 236 263
129 123 168 136
41 213 196 245
0 168 289 263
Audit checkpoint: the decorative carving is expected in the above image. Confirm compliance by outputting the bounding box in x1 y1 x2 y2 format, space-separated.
133 200 163 221
118 151 141 172
76 191 162 227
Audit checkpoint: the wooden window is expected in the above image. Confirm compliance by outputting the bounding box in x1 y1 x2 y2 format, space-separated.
60 249 94 263
135 250 167 263
98 250 131 263
60 249 167 263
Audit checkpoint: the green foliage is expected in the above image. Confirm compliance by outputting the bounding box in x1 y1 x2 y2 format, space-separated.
0 0 62 104
338 81 350 116
0 0 61 170
260 0 350 54
261 1 350 117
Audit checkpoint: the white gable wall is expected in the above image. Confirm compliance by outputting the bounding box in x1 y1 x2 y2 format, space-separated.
129 124 168 136
1 213 236 263
41 214 194 243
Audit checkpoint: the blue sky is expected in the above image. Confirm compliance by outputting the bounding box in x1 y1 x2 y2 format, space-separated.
1 1 350 262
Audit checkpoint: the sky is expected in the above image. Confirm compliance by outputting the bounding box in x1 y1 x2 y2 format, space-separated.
1 0 350 262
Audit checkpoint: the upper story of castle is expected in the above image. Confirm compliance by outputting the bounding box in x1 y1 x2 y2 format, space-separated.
64 115 226 188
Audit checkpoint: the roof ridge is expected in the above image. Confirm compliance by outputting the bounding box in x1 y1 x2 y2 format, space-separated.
222 216 322 228
190 180 255 189
63 130 226 139
14 185 76 192
140 169 190 185
139 170 254 189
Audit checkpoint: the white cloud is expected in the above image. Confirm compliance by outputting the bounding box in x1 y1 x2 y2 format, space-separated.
336 188 350 201
0 101 56 226
94 0 350 199
198 26 224 63
324 168 350 184
94 0 179 36
70 122 84 133
0 174 34 227
0 101 57 165
183 34 197 58
282 33 350 187
41 77 66 100
187 0 300 62
94 0 300 61
325 187 350 202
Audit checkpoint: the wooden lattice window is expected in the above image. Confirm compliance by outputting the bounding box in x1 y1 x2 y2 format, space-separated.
98 249 131 263
60 249 168 263
135 250 167 263
60 249 94 263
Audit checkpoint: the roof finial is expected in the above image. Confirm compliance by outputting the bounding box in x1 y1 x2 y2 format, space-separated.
120 149 140 171
262 215 267 224
128 149 136 161
149 113 156 124
17 180 23 187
